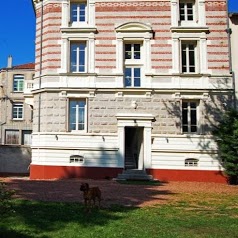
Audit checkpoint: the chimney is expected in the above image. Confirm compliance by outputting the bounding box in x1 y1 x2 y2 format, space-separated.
7 55 12 68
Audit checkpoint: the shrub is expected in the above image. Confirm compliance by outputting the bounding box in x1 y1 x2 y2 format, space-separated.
213 109 238 185
0 181 15 213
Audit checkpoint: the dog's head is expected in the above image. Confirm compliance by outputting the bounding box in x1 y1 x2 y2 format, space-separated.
80 183 89 191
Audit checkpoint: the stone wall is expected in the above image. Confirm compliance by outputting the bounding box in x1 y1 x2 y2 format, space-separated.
0 146 31 175
89 93 180 134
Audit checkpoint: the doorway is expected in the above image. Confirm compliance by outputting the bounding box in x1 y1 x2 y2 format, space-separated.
124 127 144 170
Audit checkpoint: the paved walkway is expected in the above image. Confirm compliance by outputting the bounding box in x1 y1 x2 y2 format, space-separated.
2 177 238 207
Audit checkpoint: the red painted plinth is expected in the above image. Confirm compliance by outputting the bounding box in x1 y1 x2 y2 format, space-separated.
30 165 228 183
30 165 123 180
146 169 228 184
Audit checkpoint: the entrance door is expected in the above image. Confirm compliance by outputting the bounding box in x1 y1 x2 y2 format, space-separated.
124 127 144 170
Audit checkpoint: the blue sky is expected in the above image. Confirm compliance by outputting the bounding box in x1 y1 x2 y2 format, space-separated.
228 0 238 13
0 0 35 68
0 0 237 69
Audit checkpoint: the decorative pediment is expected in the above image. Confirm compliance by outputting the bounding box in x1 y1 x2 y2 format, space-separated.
115 22 152 33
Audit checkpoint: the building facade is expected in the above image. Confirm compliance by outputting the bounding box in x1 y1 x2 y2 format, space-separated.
229 1 238 103
30 0 233 183
0 57 34 174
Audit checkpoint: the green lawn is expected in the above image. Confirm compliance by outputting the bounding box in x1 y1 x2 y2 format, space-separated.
1 188 238 238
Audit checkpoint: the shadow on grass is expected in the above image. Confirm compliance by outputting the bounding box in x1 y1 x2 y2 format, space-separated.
1 200 137 237
0 226 45 238
1 178 176 237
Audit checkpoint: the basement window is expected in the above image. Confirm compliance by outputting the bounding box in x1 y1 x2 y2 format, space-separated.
70 155 84 163
185 158 198 167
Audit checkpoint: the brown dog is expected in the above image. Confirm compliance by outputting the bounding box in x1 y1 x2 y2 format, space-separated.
80 183 101 210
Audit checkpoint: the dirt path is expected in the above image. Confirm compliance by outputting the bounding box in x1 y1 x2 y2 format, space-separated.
1 177 238 207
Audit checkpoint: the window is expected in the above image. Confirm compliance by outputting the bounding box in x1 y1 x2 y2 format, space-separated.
185 158 199 166
125 67 141 87
182 101 198 133
70 42 86 72
179 1 194 22
70 155 84 163
12 103 23 120
124 43 142 87
125 44 141 59
181 42 196 73
70 1 87 23
22 130 32 145
69 99 86 131
13 75 24 92
5 130 19 145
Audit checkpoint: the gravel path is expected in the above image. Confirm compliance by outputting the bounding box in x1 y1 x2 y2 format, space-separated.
2 177 238 208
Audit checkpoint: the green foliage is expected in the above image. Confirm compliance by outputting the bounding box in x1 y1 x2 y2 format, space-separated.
0 180 15 213
213 109 238 184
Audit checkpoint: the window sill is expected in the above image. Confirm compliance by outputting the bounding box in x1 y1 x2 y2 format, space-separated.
69 130 87 134
60 72 97 76
11 119 24 121
61 26 97 33
170 26 209 33
172 73 211 77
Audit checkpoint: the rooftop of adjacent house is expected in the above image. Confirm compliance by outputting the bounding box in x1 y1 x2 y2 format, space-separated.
12 63 35 70
0 55 35 71
0 63 35 71
228 0 238 16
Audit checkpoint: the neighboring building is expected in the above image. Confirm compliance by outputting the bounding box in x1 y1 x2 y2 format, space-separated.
30 0 233 183
229 0 238 102
0 56 35 175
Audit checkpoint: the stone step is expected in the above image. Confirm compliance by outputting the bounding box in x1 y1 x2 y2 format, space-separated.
123 169 147 174
116 169 153 181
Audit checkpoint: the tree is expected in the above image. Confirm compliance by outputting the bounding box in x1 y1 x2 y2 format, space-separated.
213 109 238 185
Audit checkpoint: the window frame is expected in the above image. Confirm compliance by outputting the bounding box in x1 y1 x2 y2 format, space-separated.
182 100 199 134
12 102 24 120
70 41 87 73
5 130 20 145
70 1 88 25
22 130 32 145
125 67 141 87
13 74 24 92
68 98 87 132
180 41 198 74
125 43 141 60
185 158 199 167
179 0 196 25
124 42 143 87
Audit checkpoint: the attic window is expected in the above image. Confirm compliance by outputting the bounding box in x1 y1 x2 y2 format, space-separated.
70 155 84 163
185 158 198 167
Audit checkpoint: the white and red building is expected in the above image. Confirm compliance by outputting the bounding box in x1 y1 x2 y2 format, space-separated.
30 0 233 183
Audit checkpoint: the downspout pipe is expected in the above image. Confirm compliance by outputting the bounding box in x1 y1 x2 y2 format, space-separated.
226 0 236 109
38 0 44 132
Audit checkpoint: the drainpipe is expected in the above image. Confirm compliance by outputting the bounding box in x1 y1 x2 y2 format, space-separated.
226 0 236 109
38 0 44 132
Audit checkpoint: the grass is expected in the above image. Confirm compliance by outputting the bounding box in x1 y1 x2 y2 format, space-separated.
1 188 238 238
